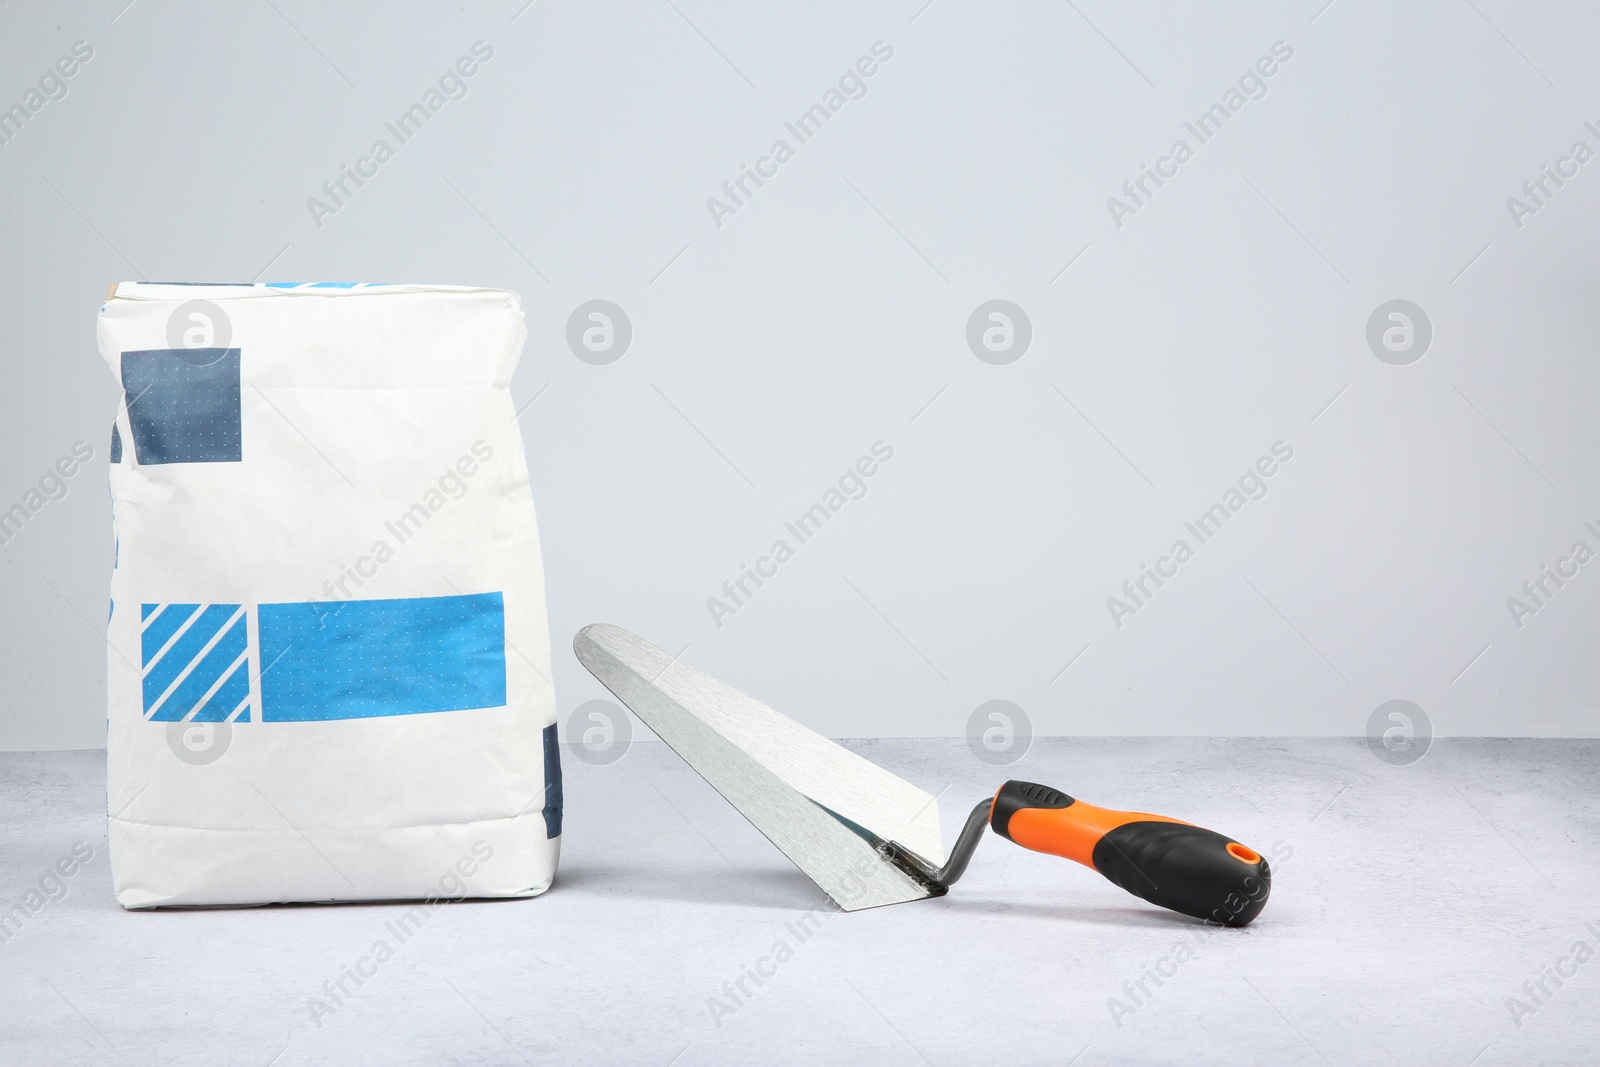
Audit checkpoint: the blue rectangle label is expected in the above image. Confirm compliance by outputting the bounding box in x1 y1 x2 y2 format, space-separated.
257 592 508 722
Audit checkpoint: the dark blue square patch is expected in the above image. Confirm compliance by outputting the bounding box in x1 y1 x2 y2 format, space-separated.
121 348 242 464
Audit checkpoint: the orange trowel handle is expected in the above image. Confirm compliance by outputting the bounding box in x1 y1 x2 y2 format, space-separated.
989 781 1271 926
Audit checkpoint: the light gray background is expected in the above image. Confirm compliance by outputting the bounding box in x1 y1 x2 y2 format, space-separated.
4 0 1598 750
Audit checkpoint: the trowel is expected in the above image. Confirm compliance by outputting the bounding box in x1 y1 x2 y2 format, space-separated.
574 624 1271 926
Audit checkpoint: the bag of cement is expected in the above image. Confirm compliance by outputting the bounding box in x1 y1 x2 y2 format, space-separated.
98 281 560 907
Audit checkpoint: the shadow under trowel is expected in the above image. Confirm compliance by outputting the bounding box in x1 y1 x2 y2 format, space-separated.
554 863 829 911
934 894 1215 929
555 865 1228 929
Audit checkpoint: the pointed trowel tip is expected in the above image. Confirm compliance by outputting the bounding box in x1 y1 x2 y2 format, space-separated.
573 623 620 652
573 624 639 676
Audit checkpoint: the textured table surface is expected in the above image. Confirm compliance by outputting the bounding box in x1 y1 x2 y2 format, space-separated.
2 738 1597 1066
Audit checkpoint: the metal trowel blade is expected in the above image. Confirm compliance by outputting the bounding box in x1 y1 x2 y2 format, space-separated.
573 624 946 911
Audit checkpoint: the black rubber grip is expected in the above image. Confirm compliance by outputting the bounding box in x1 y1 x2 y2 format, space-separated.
990 780 1074 841
1091 821 1271 927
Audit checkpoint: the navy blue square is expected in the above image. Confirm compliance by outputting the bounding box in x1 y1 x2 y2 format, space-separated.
121 349 242 464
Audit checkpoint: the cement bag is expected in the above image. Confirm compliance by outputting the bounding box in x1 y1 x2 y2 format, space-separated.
98 282 560 908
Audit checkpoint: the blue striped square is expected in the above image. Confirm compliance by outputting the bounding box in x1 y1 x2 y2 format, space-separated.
140 603 252 722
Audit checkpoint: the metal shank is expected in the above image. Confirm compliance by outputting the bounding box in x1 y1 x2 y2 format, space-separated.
880 799 993 890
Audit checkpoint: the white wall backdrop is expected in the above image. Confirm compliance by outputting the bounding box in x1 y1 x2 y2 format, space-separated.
3 0 1598 750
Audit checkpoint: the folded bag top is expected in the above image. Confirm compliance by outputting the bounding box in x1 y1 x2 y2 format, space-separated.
99 282 560 908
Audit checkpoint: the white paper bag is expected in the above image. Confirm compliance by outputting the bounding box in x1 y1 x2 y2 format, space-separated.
98 282 560 908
